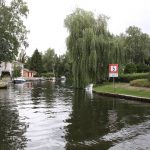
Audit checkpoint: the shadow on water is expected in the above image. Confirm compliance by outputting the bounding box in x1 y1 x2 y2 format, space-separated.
64 89 150 150
0 81 150 150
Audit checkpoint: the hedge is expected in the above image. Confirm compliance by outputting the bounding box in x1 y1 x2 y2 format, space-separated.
124 63 137 74
136 64 150 73
41 72 55 78
130 79 150 88
115 73 149 83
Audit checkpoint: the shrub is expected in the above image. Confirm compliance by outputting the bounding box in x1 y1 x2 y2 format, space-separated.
116 73 149 82
148 72 150 81
124 63 137 74
41 72 55 78
12 66 21 78
130 79 150 88
136 64 150 73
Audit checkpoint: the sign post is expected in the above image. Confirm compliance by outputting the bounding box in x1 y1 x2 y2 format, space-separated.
109 64 118 93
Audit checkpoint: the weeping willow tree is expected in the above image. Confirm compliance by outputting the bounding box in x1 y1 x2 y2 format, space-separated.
65 8 123 88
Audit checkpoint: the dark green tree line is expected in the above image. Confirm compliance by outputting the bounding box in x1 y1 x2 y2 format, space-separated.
30 49 43 76
42 48 57 73
124 26 150 64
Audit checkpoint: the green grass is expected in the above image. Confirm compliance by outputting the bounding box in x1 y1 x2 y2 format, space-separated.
94 83 150 98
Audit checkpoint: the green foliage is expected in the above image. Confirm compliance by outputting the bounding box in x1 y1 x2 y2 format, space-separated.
124 63 137 74
94 83 150 98
30 49 43 75
64 9 150 88
147 71 150 81
24 56 31 69
42 48 57 73
55 52 72 78
148 72 150 81
12 66 21 78
136 64 150 73
65 8 123 88
0 0 29 62
125 26 150 64
117 73 149 82
130 79 150 88
18 49 28 63
41 72 55 78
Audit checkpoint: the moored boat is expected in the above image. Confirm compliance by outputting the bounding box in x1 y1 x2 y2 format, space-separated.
13 77 26 84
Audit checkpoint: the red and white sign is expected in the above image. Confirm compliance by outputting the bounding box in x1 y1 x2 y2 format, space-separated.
109 64 118 77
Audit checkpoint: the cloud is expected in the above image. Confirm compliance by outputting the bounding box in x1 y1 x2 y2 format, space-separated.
24 0 150 56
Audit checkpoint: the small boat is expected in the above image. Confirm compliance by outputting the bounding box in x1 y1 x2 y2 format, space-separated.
13 77 26 84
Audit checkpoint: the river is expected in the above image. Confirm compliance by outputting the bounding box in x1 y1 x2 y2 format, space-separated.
0 81 150 150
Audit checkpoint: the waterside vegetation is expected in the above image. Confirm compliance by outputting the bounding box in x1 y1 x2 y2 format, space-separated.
64 8 150 88
94 82 150 99
1 0 150 97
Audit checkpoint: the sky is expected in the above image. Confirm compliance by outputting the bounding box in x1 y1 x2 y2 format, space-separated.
24 0 150 56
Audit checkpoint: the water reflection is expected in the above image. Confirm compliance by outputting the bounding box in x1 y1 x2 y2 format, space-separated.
65 89 150 150
0 88 28 150
0 82 150 150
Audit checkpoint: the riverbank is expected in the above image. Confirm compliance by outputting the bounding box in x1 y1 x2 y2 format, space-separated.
0 77 11 88
93 83 150 102
0 81 7 88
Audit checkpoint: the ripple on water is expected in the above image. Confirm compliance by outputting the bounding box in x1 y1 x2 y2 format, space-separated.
1 82 150 150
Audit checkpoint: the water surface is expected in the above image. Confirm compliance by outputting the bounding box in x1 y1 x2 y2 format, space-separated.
0 81 150 150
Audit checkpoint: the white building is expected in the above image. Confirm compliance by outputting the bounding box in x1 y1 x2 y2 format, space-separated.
0 61 24 77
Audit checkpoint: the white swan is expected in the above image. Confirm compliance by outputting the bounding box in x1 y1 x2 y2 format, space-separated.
85 83 93 91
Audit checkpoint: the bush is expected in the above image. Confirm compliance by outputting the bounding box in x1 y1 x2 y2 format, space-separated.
124 63 137 74
12 66 21 78
148 72 150 81
41 72 55 78
136 64 150 73
130 79 150 88
116 73 149 82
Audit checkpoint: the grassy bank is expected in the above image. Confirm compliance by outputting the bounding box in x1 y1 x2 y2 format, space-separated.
94 83 150 99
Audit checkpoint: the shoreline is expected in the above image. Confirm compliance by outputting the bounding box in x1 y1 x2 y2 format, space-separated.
93 83 150 103
93 90 150 103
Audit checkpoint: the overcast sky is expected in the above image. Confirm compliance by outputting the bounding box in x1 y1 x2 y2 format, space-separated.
24 0 150 56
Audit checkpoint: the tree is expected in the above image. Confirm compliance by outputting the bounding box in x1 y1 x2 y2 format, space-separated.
0 0 29 62
55 52 72 78
30 49 43 76
12 65 21 78
18 49 27 63
65 8 121 88
42 48 57 74
125 26 150 64
24 56 31 69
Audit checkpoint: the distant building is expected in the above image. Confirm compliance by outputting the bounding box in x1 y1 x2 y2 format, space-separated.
23 69 36 78
0 61 36 78
0 62 14 77
0 0 5 5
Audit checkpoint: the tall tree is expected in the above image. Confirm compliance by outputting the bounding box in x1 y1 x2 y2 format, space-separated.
65 8 121 88
55 52 72 78
125 26 150 64
24 56 31 69
30 49 43 75
18 49 27 63
42 48 57 74
0 0 29 62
